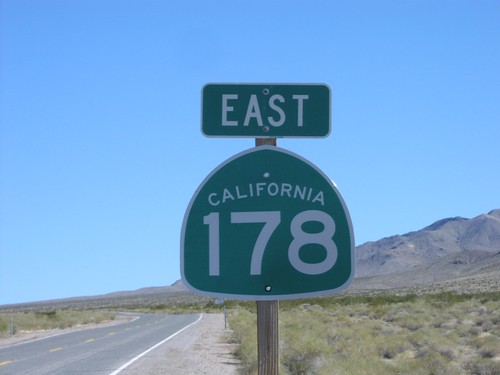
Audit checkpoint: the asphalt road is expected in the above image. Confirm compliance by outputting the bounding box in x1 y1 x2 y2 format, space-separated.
0 313 201 374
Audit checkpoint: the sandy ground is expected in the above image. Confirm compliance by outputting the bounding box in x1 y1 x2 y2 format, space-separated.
122 313 240 375
0 313 240 374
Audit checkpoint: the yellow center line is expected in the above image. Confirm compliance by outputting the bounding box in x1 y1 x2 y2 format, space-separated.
0 361 13 366
49 347 63 352
108 332 116 335
85 339 95 343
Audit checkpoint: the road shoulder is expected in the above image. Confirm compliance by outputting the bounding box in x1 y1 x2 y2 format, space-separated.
120 313 240 375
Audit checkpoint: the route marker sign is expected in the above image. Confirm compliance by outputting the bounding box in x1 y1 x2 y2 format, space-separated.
181 146 354 300
201 83 331 138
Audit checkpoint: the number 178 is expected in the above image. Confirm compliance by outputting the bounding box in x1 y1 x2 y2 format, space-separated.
203 210 338 277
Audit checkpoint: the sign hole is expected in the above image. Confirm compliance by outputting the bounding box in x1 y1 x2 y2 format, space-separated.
265 285 272 292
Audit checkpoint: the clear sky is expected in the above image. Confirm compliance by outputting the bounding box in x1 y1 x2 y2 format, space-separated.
1 1 499 305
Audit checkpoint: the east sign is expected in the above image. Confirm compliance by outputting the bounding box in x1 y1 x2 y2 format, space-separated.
201 83 331 138
181 146 354 300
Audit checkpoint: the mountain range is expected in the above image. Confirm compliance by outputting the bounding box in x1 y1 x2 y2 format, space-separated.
353 209 500 291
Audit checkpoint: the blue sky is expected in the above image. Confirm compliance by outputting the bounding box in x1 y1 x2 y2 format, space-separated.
1 0 499 305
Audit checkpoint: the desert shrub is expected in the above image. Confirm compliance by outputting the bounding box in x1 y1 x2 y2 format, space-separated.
280 311 329 375
400 316 424 331
282 338 324 375
464 358 500 375
414 349 461 375
377 334 413 359
35 310 57 319
471 334 499 360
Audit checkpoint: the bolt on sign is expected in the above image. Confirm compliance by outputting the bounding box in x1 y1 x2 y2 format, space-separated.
201 83 331 138
181 146 354 300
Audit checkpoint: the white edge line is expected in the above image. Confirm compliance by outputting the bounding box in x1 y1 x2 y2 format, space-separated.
108 314 203 375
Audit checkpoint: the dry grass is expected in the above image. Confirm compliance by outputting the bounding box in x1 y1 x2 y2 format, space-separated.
227 292 500 375
0 310 116 338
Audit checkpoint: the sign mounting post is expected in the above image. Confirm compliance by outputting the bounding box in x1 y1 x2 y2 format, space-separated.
255 137 279 375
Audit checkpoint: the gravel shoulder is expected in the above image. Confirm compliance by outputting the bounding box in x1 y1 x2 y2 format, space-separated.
121 313 240 375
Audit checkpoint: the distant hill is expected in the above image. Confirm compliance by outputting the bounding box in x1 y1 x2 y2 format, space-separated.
0 281 197 312
353 209 500 291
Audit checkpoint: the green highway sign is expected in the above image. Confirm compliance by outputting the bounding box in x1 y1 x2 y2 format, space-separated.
201 83 331 138
181 146 354 300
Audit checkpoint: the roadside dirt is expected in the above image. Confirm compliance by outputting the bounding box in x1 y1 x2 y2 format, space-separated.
121 313 241 375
